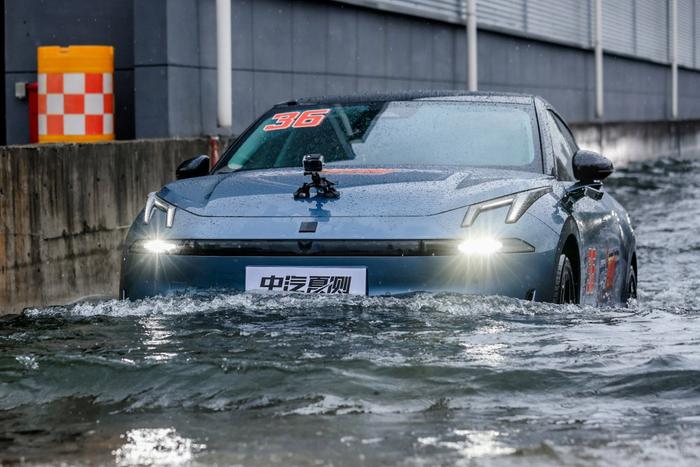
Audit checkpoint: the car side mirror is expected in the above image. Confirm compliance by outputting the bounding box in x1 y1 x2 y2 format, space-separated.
176 155 210 180
562 150 612 209
572 149 613 183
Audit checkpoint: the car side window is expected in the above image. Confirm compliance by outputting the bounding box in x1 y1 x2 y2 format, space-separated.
546 111 576 181
553 113 578 154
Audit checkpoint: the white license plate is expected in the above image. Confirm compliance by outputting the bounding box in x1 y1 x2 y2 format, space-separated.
245 266 367 295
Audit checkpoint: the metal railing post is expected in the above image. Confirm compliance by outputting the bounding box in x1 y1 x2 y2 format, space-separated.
670 0 678 119
216 0 232 128
466 0 478 91
594 0 604 119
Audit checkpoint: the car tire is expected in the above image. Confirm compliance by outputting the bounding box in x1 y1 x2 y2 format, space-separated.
553 254 577 304
622 263 637 303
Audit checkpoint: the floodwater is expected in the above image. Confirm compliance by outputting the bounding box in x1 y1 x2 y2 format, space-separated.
2 158 700 466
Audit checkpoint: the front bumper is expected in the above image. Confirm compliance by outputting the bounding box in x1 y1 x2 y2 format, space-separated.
120 204 561 302
121 249 558 302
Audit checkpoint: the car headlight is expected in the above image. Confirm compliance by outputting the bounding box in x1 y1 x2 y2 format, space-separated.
144 192 176 228
458 237 535 255
130 238 183 254
461 186 552 227
141 239 179 254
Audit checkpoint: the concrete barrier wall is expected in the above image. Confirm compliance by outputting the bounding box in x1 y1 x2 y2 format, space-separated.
0 139 211 314
572 120 700 165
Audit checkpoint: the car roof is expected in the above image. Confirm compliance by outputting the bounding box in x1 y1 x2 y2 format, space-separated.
279 91 536 107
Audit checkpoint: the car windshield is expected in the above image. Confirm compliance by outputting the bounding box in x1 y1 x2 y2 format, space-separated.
219 101 542 173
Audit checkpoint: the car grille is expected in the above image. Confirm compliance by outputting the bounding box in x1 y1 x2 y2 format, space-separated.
131 239 464 256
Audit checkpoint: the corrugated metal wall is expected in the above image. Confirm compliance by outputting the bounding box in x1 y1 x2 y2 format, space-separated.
602 0 635 58
476 0 525 32
334 0 461 24
335 0 700 69
693 0 700 68
526 0 591 47
636 0 669 62
478 0 591 48
678 0 695 67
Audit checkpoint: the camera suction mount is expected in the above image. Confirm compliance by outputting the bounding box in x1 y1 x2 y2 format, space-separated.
293 154 340 199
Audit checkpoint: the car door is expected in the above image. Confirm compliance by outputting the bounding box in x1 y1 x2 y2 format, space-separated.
546 110 625 305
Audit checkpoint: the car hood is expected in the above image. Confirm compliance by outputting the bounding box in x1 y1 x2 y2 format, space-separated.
158 167 554 217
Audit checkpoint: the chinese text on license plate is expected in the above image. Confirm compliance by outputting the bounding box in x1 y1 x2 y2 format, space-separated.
245 266 367 295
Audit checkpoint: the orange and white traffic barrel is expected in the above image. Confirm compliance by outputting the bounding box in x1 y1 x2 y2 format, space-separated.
37 46 114 143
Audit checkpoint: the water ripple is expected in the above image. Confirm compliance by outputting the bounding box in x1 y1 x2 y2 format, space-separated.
2 158 700 465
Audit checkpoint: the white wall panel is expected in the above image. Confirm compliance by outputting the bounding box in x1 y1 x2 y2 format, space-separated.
602 0 635 56
695 0 700 67
678 0 695 67
334 0 462 24
635 0 669 62
477 0 526 32
526 0 591 47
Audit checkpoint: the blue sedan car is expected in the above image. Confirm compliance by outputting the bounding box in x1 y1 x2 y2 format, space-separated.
120 92 637 306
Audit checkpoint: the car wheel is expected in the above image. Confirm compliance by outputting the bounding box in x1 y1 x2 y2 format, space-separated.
622 263 637 302
553 254 577 304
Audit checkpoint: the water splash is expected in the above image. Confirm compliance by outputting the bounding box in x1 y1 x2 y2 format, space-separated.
112 428 205 466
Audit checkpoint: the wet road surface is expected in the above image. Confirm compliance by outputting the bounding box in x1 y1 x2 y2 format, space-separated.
2 157 700 466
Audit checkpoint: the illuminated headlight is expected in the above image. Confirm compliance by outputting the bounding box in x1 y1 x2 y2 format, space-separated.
137 239 179 254
462 186 552 227
144 192 176 228
458 237 535 255
458 238 503 255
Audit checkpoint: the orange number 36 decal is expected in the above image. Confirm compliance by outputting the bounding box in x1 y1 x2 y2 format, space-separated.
263 109 330 132
263 111 299 131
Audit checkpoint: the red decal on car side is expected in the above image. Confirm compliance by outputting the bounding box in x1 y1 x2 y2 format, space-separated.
605 252 618 290
586 248 597 295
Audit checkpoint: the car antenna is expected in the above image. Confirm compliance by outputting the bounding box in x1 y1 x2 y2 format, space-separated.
293 154 340 199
